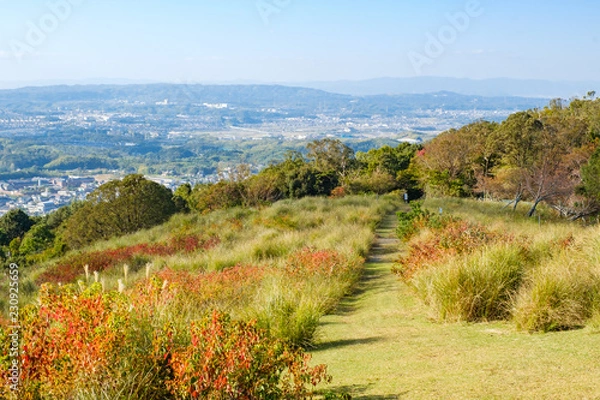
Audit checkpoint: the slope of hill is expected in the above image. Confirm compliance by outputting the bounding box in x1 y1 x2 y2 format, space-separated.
0 195 396 398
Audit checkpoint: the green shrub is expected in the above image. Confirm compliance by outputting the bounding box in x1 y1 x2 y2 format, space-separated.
413 244 526 322
396 202 431 241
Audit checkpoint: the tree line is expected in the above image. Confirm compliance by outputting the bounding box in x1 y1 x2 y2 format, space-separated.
177 139 421 213
0 140 421 269
416 94 600 219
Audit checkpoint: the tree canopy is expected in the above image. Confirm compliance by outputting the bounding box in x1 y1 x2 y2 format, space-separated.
0 209 35 246
415 97 600 218
63 174 179 248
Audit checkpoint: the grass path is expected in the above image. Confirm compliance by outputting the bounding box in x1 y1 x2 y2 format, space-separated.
311 211 408 399
311 211 600 399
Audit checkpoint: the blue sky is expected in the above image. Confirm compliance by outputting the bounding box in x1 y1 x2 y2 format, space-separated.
1 0 599 83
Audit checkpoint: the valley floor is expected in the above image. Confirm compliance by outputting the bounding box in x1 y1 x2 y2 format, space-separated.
311 211 600 399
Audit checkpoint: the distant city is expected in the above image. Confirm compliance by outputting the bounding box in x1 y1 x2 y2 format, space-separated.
0 175 194 216
0 83 553 216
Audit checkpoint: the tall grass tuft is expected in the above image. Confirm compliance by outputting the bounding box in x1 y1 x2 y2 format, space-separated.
413 244 526 322
513 256 600 332
253 290 324 348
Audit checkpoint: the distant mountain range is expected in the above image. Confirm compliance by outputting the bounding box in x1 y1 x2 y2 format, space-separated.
0 84 549 114
295 77 600 99
0 77 597 99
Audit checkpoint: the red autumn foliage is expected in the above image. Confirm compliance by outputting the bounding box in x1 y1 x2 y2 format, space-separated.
329 186 346 199
37 235 220 285
130 265 267 316
285 247 353 278
2 246 353 398
128 248 354 320
166 311 330 399
12 283 130 399
0 283 329 399
395 219 503 279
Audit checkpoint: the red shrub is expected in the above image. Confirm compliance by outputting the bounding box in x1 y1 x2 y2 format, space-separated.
395 219 502 279
329 186 346 198
164 265 265 310
284 248 354 278
166 311 330 399
37 235 220 285
14 283 130 399
129 265 267 317
1 283 330 399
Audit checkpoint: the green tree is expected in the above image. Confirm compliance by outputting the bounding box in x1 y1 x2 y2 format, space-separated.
45 201 85 230
0 209 34 246
64 174 178 248
173 183 193 212
284 164 337 198
347 168 397 195
306 139 356 178
244 171 284 206
416 129 476 197
191 181 245 212
20 223 55 257
356 143 417 177
580 148 600 204
258 150 328 199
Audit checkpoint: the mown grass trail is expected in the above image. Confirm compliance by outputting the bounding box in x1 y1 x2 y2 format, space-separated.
312 211 408 399
312 210 600 399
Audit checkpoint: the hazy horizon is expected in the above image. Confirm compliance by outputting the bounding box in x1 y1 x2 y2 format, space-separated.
1 75 599 86
0 76 596 100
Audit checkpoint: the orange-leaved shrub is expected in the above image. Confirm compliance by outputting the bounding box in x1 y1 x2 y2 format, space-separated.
7 283 130 399
37 234 220 285
130 265 267 317
394 218 505 279
166 311 330 399
284 248 353 279
1 278 330 399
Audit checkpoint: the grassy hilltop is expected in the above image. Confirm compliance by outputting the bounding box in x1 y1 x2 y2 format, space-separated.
313 198 600 399
0 195 395 399
3 194 600 398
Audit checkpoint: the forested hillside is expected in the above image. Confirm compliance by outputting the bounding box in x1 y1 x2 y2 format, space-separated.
416 94 600 219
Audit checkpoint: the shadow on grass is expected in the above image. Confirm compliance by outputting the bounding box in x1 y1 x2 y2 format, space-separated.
368 242 399 257
319 383 407 399
313 336 385 352
333 263 398 315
